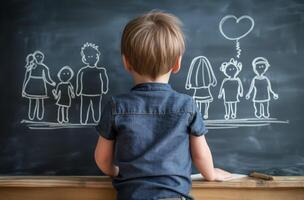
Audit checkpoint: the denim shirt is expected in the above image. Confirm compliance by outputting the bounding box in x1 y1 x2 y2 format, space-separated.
96 83 208 200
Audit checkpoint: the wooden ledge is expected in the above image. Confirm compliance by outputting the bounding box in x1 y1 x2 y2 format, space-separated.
193 176 304 188
0 176 303 188
0 176 303 200
0 176 113 188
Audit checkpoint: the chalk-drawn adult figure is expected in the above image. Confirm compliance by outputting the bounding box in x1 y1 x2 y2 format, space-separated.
76 43 109 125
218 58 243 120
52 66 75 124
246 57 278 119
185 56 217 119
22 51 55 120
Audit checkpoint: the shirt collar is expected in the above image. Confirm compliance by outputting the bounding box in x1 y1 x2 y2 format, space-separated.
131 82 172 91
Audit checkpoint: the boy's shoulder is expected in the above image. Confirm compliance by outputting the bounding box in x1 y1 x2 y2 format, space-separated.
107 89 195 114
112 88 193 101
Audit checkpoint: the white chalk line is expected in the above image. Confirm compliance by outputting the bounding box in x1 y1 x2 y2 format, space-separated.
21 119 97 130
204 117 288 129
28 126 94 130
205 118 289 124
207 126 237 129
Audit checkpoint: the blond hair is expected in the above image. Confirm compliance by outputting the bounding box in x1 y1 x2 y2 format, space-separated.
121 11 185 79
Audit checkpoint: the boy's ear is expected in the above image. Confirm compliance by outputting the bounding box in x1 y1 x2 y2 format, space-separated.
172 56 182 74
122 54 132 73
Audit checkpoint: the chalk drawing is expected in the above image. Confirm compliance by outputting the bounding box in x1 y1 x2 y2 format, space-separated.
218 58 243 120
21 43 110 129
185 56 217 119
76 42 109 125
52 66 75 124
219 15 254 58
246 57 279 119
204 118 289 129
22 51 55 121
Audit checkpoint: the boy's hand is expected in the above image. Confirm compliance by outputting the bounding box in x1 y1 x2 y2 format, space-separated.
273 93 278 100
214 168 232 182
245 94 250 100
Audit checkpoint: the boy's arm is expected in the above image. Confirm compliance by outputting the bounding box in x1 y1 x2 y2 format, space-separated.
94 136 119 177
190 135 231 181
190 135 215 181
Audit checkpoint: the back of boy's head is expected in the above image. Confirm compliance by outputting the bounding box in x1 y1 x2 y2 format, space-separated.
121 11 185 79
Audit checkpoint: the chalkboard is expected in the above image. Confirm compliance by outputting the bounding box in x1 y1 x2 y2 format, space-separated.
1 0 304 176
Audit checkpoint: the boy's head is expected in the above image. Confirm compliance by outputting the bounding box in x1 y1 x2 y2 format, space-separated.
81 42 101 66
121 11 185 79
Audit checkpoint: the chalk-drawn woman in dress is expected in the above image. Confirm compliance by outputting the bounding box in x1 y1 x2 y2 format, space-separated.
52 66 75 124
246 57 278 119
218 58 243 120
185 56 217 119
22 51 55 120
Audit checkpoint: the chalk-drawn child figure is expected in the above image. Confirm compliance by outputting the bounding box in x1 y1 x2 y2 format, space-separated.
52 66 75 124
246 57 278 119
22 51 55 120
76 43 109 125
185 56 217 119
218 58 243 120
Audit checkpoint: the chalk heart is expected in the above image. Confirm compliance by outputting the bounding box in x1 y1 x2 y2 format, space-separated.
219 15 255 41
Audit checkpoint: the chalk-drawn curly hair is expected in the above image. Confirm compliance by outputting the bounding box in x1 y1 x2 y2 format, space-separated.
220 58 242 72
80 42 100 57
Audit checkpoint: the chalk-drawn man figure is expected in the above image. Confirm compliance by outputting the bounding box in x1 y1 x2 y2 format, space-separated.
76 43 109 124
185 56 217 119
246 57 278 119
52 66 75 124
218 58 243 120
22 51 55 120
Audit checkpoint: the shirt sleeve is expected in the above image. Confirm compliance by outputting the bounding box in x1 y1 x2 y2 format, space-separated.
95 99 116 140
188 99 208 136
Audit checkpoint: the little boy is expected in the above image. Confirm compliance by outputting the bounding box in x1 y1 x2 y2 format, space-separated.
95 11 231 200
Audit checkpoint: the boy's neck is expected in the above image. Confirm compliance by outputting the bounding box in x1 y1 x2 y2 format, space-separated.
133 71 171 85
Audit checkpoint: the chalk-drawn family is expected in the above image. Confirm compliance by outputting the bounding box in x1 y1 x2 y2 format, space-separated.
22 42 109 124
185 56 278 120
185 14 279 120
21 13 280 125
22 46 277 124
